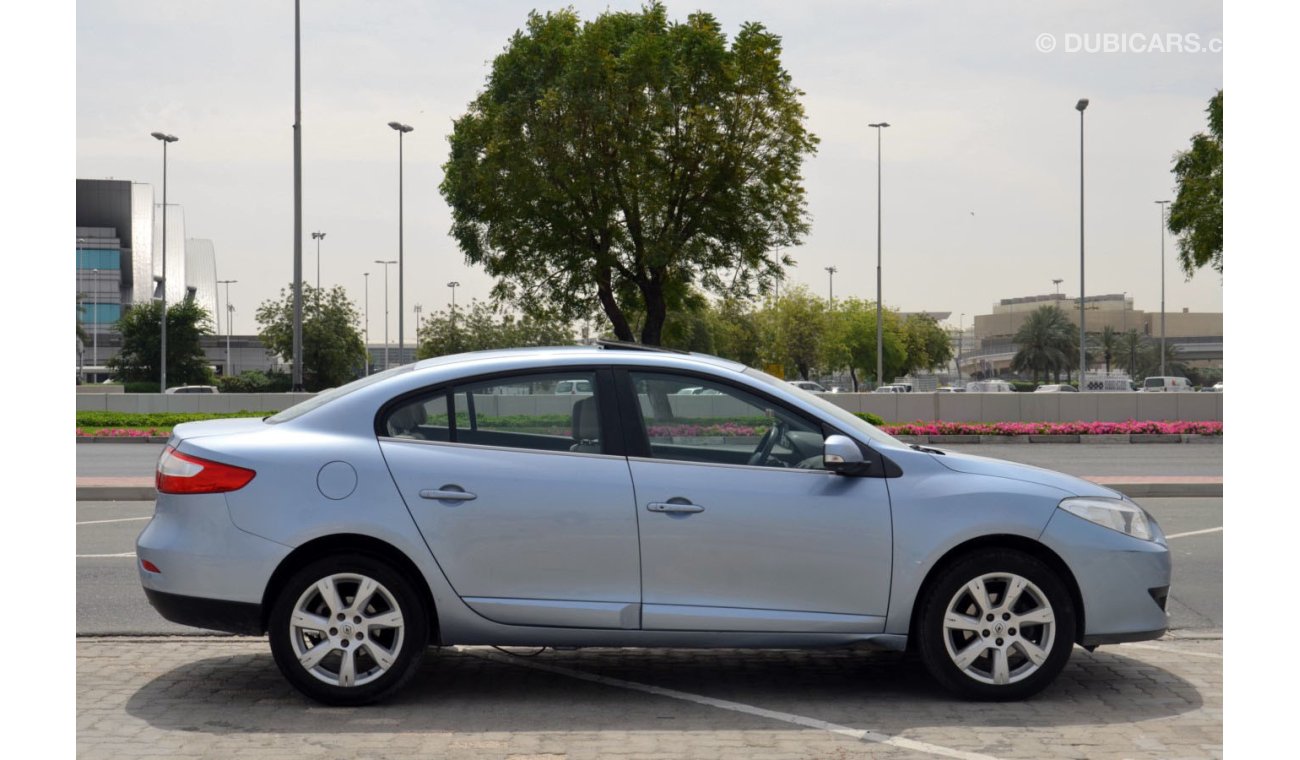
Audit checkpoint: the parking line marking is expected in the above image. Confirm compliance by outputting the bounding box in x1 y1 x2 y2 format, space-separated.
1119 642 1223 660
77 517 151 526
463 648 1001 760
1164 527 1223 540
76 553 137 558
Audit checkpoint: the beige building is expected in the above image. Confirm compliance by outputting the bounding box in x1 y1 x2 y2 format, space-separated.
962 293 1221 375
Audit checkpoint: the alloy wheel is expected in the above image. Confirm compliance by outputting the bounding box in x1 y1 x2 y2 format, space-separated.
941 572 1056 686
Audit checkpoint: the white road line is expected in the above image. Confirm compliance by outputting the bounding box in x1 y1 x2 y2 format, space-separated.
77 516 151 526
1119 642 1223 660
1164 526 1223 540
76 552 137 558
462 648 1001 760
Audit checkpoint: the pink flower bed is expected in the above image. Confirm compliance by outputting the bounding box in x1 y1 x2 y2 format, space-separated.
880 420 1222 436
76 428 164 437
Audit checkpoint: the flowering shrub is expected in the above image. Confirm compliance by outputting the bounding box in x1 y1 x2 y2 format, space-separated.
77 428 165 437
880 420 1222 436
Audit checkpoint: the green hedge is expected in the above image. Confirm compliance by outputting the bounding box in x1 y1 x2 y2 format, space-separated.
76 411 273 428
856 412 886 426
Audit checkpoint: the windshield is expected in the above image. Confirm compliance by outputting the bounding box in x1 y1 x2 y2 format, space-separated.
744 367 904 448
1143 377 1164 388
266 365 413 424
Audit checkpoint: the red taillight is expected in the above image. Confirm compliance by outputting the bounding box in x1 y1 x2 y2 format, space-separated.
156 445 256 494
140 559 161 574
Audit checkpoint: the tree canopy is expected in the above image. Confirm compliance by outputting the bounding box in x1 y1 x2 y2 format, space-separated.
256 284 367 391
1168 90 1222 277
1011 305 1076 383
440 3 817 346
108 299 214 389
416 300 575 359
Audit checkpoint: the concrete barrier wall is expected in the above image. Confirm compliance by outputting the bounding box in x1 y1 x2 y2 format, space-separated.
76 391 1223 422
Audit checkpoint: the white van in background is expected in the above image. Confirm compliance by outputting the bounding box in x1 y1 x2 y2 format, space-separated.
965 380 1014 393
1082 377 1139 392
1141 376 1193 392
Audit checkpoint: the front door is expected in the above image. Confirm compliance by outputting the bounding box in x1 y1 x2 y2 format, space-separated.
622 370 893 633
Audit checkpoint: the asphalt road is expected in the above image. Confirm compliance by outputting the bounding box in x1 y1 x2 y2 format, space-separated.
76 441 1222 479
77 497 1221 636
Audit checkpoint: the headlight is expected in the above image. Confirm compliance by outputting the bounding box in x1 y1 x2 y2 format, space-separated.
1058 497 1156 541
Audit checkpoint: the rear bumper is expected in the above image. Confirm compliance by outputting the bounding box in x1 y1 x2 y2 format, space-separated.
143 588 263 635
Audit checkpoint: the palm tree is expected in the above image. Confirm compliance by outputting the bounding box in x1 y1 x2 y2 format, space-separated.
1120 329 1144 378
1090 325 1121 374
1140 340 1188 378
1011 306 1074 383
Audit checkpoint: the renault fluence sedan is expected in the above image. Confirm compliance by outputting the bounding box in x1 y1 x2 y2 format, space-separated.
138 343 1170 705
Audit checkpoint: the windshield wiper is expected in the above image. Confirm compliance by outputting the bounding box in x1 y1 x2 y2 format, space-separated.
909 443 946 455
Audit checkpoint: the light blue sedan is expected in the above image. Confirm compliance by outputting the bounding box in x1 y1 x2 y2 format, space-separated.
138 343 1170 705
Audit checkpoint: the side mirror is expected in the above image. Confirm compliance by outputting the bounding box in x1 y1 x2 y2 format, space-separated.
824 434 870 476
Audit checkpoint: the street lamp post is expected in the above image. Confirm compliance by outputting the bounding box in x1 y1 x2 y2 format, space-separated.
150 131 178 392
1155 199 1171 376
377 259 395 368
447 281 461 333
1052 278 1063 296
218 279 237 377
292 0 303 391
388 121 414 366
91 268 99 370
869 121 890 387
363 272 370 375
1075 98 1089 388
414 303 423 341
311 231 326 303
824 266 837 305
957 313 965 383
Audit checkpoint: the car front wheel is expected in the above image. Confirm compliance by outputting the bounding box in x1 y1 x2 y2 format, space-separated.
269 554 428 705
917 549 1076 700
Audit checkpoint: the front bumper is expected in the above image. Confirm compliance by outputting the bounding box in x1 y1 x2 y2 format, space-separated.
1039 508 1172 643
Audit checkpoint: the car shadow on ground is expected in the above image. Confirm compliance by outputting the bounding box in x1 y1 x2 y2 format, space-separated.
123 645 1205 735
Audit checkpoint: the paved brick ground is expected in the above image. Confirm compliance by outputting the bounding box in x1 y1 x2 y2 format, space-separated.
77 635 1222 759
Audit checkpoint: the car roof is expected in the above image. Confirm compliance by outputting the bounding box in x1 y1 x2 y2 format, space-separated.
410 345 748 375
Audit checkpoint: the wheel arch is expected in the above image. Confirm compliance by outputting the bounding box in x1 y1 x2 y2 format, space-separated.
906 534 1086 647
261 533 439 641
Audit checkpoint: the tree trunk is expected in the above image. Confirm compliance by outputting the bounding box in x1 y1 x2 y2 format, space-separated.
639 276 667 346
595 269 634 342
849 366 859 391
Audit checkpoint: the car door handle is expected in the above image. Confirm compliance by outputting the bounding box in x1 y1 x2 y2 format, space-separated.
647 501 705 514
419 486 477 502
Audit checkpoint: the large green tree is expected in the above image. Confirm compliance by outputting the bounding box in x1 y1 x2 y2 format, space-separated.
901 314 954 376
440 3 817 345
757 286 826 380
108 299 214 388
256 284 367 391
820 298 908 389
1168 90 1222 276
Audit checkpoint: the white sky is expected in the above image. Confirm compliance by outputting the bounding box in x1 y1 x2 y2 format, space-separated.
73 0 1223 339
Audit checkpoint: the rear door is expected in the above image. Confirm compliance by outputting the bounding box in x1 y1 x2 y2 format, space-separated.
379 368 643 630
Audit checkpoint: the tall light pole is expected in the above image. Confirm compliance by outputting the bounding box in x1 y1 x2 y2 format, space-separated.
957 312 965 383
363 272 370 375
91 268 99 370
1075 98 1089 387
1052 278 1063 296
869 122 890 386
375 259 396 369
1155 199 1171 376
824 266 837 305
218 279 237 377
292 0 304 391
388 121 414 366
447 280 460 326
311 231 326 302
414 303 423 340
151 131 178 392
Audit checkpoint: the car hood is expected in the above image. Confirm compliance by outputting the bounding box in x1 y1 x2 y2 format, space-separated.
926 448 1119 498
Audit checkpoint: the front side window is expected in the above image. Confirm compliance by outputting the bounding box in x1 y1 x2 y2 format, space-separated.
629 371 826 469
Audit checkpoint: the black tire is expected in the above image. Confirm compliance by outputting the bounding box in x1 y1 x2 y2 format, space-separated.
916 548 1076 700
269 554 428 706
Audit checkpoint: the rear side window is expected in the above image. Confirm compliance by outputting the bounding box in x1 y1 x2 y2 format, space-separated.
381 371 605 455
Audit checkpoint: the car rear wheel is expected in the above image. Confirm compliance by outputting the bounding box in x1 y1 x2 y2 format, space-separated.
917 549 1075 700
269 554 428 705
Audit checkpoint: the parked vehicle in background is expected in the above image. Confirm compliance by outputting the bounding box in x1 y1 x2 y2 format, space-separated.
828 386 848 393
891 382 914 393
1034 385 1078 393
788 380 827 393
873 384 904 393
965 380 1014 392
1141 376 1193 392
164 385 220 394
936 386 967 393
1081 377 1138 392
554 379 593 394
137 342 1170 705
1209 381 1223 392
